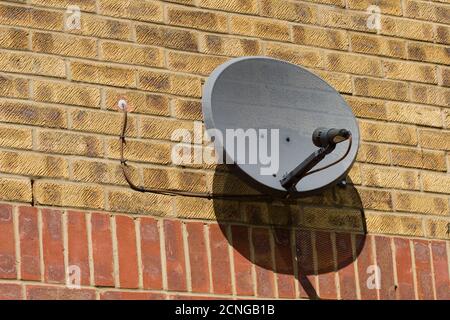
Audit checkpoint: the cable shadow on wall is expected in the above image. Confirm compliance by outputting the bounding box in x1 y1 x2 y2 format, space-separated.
211 168 367 300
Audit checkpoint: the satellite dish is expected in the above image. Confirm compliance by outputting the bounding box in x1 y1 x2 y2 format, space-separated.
202 56 359 198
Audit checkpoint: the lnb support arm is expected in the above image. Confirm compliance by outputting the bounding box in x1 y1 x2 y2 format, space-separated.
280 143 336 194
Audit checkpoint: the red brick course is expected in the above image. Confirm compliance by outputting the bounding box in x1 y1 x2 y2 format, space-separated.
0 204 447 300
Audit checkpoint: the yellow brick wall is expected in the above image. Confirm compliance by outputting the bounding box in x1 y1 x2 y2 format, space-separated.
0 0 449 241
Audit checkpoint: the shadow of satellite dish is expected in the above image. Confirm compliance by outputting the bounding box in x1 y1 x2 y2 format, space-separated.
210 170 367 300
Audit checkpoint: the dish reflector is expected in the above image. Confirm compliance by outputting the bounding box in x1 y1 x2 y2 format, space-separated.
202 56 359 197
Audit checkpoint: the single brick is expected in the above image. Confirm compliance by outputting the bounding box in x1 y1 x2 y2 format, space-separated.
347 0 402 15
105 89 170 116
431 241 450 300
106 138 171 164
252 227 275 298
336 233 357 300
350 33 406 59
0 150 69 178
37 130 103 157
209 224 232 295
31 0 96 12
365 213 424 237
0 204 16 279
173 99 202 121
34 181 104 210
135 24 198 52
175 197 239 221
408 42 449 65
0 26 29 50
72 159 139 186
230 16 290 41
413 240 434 299
325 52 382 76
305 0 344 6
356 143 391 165
345 96 387 121
100 291 165 300
374 236 396 299
442 67 450 87
315 231 337 300
167 51 227 76
98 0 163 23
436 25 450 44
199 0 258 14
0 177 31 202
385 102 442 127
355 235 377 299
138 70 202 97
0 126 32 150
410 83 450 107
71 14 131 40
265 43 323 68
140 116 193 141
108 189 172 216
0 4 64 31
444 110 450 129
383 61 437 84
425 219 450 240
299 207 364 232
0 283 22 300
167 6 227 33
419 129 450 151
354 77 408 101
357 188 392 211
186 222 210 293
0 51 65 78
101 41 164 68
67 211 90 286
115 215 139 289
421 172 450 194
359 121 417 145
231 225 254 296
260 0 318 23
34 80 100 108
140 217 163 290
164 220 187 291
70 109 137 136
41 209 65 283
391 147 446 171
26 285 95 300
71 61 135 88
381 17 434 42
18 206 40 281
315 70 352 94
293 25 348 50
199 34 261 56
91 212 114 287
0 100 67 128
273 228 295 298
319 7 370 32
0 75 28 99
32 31 97 58
393 238 415 300
361 165 420 190
404 0 450 24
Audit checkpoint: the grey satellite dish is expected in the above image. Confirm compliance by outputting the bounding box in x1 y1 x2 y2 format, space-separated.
202 56 359 198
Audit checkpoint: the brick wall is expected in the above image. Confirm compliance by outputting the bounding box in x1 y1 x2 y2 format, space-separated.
0 0 449 300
